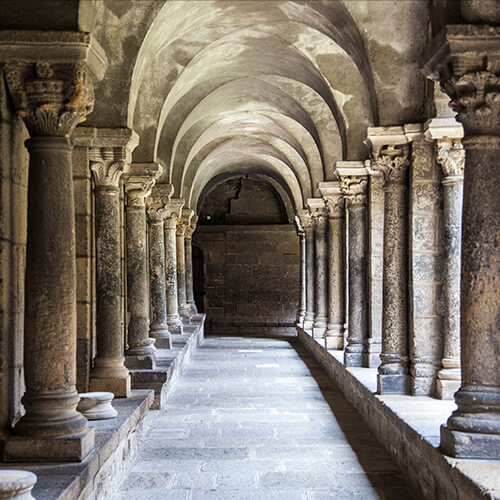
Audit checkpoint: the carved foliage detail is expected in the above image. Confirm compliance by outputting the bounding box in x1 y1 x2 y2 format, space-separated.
436 139 465 177
339 176 368 206
442 69 500 134
90 147 130 188
297 210 314 230
324 196 344 218
373 145 410 184
4 61 94 136
125 177 156 207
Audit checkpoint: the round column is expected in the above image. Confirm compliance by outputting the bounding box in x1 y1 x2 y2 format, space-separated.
303 214 316 331
423 23 500 458
124 175 156 367
164 201 184 334
374 147 410 394
146 186 173 349
185 215 199 315
294 218 306 328
89 149 131 398
176 225 189 319
324 191 346 349
312 209 328 338
340 176 368 367
3 58 98 460
436 139 464 399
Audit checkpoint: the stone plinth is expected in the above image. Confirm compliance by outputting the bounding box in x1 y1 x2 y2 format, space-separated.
319 182 346 350
89 128 138 398
335 163 369 367
0 30 107 461
77 392 117 420
423 24 500 457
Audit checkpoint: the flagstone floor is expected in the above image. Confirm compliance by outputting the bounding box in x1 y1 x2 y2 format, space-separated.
114 335 416 500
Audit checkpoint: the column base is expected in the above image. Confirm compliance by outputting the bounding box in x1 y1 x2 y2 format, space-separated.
344 351 363 367
325 335 343 350
3 427 94 462
436 378 460 400
125 354 155 370
362 338 381 367
440 425 500 459
90 375 131 398
377 373 410 395
150 326 172 349
167 315 184 335
188 302 198 314
303 319 314 331
312 326 326 339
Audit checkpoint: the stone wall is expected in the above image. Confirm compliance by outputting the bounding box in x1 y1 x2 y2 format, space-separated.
0 72 28 431
194 225 299 335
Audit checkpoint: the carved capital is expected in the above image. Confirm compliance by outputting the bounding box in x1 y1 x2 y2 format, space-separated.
185 215 198 239
90 147 131 188
146 184 174 222
338 177 368 206
436 139 465 178
311 208 328 229
296 209 314 231
372 145 410 185
124 163 162 207
294 214 304 235
177 208 194 237
318 181 344 219
164 199 184 229
422 25 500 135
4 61 94 136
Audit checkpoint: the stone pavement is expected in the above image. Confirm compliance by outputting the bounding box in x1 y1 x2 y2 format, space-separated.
114 335 417 500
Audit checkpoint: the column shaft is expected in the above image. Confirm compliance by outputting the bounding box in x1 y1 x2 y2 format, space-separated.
313 222 328 338
345 204 367 366
165 218 183 334
185 236 197 314
297 232 306 327
176 230 189 319
125 203 156 367
304 227 315 331
16 138 88 440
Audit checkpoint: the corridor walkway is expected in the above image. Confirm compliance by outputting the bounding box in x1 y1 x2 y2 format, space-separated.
115 335 415 500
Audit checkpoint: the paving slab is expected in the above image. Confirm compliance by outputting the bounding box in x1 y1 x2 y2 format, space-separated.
114 335 416 499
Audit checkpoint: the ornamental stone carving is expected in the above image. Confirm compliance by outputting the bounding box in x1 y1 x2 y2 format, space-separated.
177 209 194 237
124 163 162 207
339 176 368 205
294 214 304 235
436 139 465 178
164 199 184 229
185 215 198 239
372 146 410 184
422 25 500 135
90 148 131 188
297 209 315 231
4 60 95 136
324 196 344 219
147 184 175 221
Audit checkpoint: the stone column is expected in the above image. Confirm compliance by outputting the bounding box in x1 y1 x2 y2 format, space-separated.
146 184 174 349
368 129 411 394
335 163 369 367
88 129 138 397
123 163 161 369
176 208 194 320
297 210 315 331
0 31 107 461
319 182 345 350
423 24 500 457
185 215 199 315
436 138 464 399
308 199 328 339
293 215 306 328
165 199 185 334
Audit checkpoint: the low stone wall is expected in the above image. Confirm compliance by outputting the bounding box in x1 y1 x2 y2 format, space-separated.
298 328 500 500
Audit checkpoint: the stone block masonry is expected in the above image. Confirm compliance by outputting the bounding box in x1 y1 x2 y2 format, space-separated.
196 225 299 335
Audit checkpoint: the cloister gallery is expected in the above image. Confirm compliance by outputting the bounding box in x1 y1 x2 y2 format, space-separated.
0 1 498 499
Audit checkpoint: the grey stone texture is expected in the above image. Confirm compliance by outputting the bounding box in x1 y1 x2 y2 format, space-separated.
318 182 346 350
195 225 299 335
89 129 138 398
293 215 306 328
176 209 194 319
185 215 198 315
407 133 443 396
117 335 413 500
336 165 369 368
423 23 500 458
124 165 159 368
367 131 411 395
